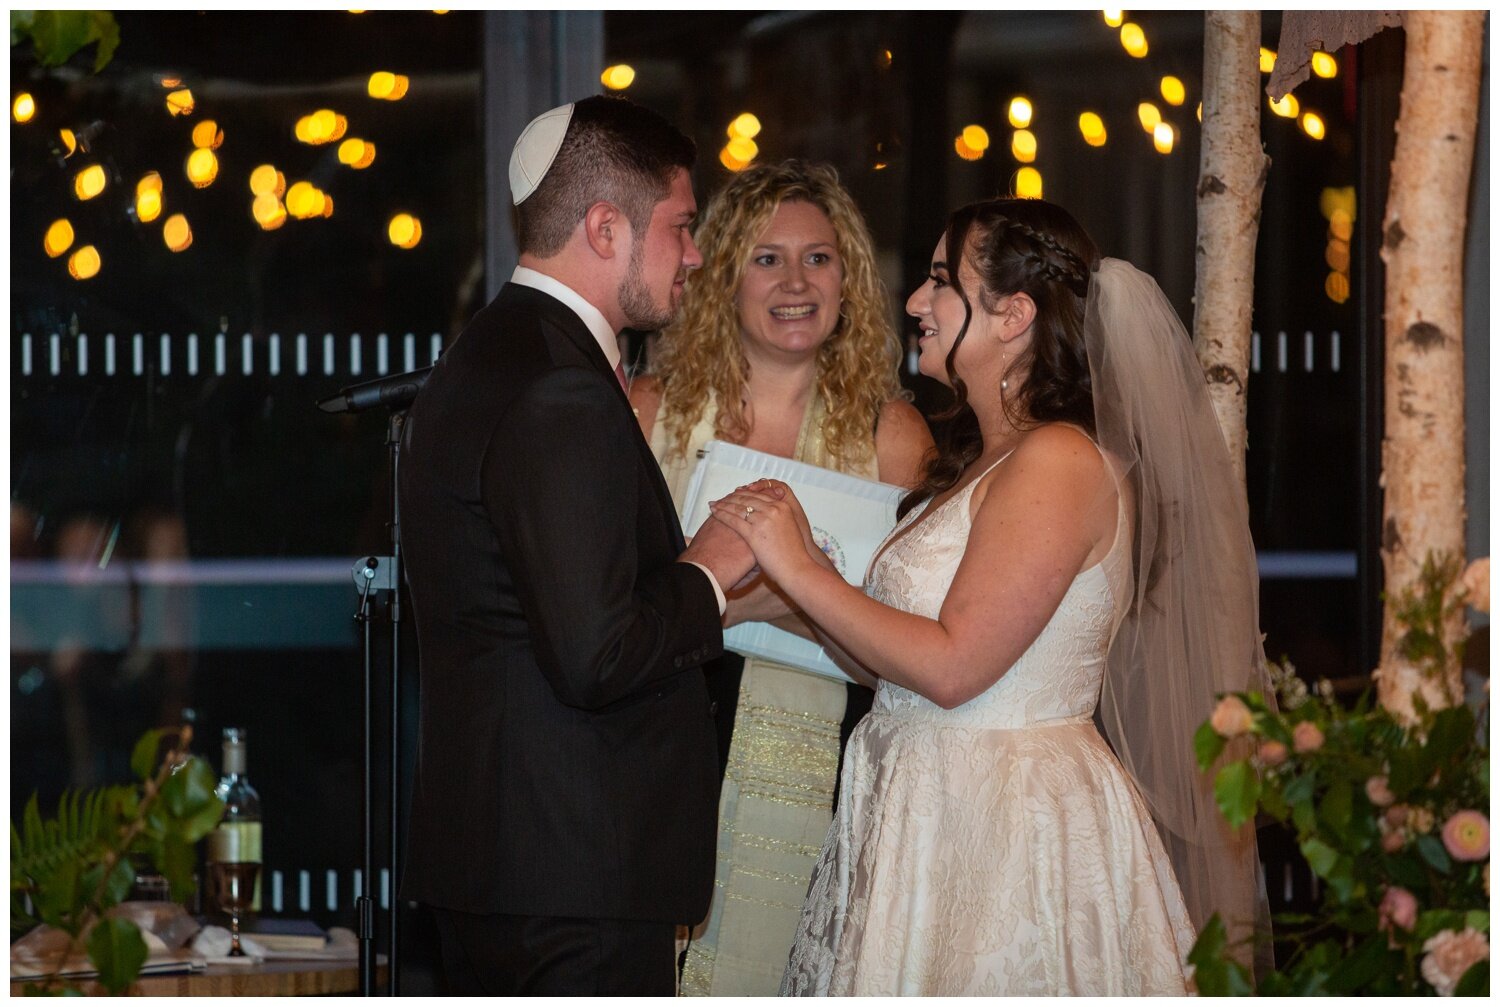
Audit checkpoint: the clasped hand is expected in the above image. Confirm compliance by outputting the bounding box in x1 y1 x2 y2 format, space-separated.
708 480 827 585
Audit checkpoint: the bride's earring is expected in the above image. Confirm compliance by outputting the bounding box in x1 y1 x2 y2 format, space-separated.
1000 349 1009 392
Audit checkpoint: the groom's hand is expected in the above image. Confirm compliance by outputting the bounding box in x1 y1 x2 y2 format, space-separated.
680 515 757 598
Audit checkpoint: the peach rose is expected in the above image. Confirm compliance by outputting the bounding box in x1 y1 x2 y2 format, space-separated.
1292 720 1324 753
1378 886 1419 935
1386 804 1411 828
1365 775 1395 807
1257 740 1288 767
1420 928 1489 996
1210 695 1253 738
1441 810 1489 862
1462 557 1489 614
1410 807 1436 835
1382 828 1407 853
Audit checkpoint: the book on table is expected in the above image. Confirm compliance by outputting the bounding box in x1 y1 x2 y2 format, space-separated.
243 917 327 953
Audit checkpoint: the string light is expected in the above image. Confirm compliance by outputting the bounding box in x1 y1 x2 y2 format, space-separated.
1078 112 1107 147
1301 112 1326 140
163 214 192 252
388 213 423 248
1120 23 1148 58
185 148 219 188
1269 93 1299 118
339 138 377 169
165 89 195 116
368 71 410 100
1008 97 1033 129
43 219 74 258
74 165 107 201
728 113 762 139
1328 208 1353 242
1153 122 1176 154
252 193 288 231
135 175 164 223
1311 51 1338 78
1010 129 1037 163
1259 47 1276 74
1325 272 1350 303
1137 102 1162 132
1102 10 1124 28
13 92 35 123
59 129 77 157
600 64 636 90
286 181 327 219
1325 238 1350 273
191 119 224 149
953 135 984 161
961 125 991 152
726 136 758 163
1015 167 1043 199
1159 76 1185 106
68 245 100 280
295 109 348 145
720 146 749 172
249 165 286 198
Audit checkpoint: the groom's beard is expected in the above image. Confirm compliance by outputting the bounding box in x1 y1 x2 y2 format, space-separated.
618 241 677 332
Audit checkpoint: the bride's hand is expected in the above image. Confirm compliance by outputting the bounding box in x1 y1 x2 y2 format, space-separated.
708 483 820 585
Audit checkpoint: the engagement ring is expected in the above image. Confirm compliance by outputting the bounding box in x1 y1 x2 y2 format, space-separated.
744 506 755 518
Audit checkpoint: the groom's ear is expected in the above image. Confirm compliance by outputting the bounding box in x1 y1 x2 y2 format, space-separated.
582 200 626 260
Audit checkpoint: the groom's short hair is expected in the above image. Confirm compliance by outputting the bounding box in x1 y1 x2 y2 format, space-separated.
516 95 696 258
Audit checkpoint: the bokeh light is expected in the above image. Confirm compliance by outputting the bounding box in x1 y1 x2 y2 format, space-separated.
186 148 219 188
44 219 75 258
726 136 758 163
1269 93 1300 118
252 193 288 231
600 64 636 90
191 119 224 149
1160 76 1185 106
728 113 762 139
74 164 107 201
388 213 422 248
1311 52 1338 79
13 92 35 123
1301 111 1326 140
165 89 195 116
1015 167 1043 199
1010 129 1037 163
961 125 991 151
1120 23 1147 57
1102 10 1124 28
68 245 100 280
163 214 193 252
953 136 984 161
1008 97 1033 129
1137 102 1162 132
249 164 285 198
1153 122 1176 154
1259 47 1276 74
1078 112 1107 147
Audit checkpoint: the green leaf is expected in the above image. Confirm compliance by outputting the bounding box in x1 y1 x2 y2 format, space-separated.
11 11 37 46
129 730 167 783
1384 854 1426 890
1463 910 1489 933
171 795 225 845
1300 837 1339 879
98 857 134 910
1425 705 1474 768
1214 761 1261 828
86 917 147 995
1186 914 1254 996
1195 720 1227 769
1455 958 1490 996
1415 909 1466 942
1319 778 1353 837
1291 797 1317 834
1325 934 1396 993
1283 770 1317 806
33 858 80 930
159 758 217 819
161 835 198 903
1415 834 1452 874
89 11 119 72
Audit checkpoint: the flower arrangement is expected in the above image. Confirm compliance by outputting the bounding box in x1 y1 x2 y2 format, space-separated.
1188 554 1489 996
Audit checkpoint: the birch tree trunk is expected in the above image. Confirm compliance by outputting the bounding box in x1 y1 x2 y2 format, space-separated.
1194 11 1269 493
1376 10 1484 722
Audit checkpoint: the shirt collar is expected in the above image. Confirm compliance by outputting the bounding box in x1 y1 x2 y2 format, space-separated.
510 266 620 370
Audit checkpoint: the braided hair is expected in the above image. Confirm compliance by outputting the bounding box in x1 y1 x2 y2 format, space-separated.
899 198 1101 518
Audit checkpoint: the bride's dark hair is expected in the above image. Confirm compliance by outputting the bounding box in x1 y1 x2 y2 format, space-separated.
899 198 1101 518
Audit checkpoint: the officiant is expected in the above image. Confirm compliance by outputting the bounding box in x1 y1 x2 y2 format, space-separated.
627 159 932 996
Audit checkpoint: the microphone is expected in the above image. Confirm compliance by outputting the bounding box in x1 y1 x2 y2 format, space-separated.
318 366 433 414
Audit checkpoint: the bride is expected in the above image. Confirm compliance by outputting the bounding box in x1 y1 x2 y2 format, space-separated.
709 198 1269 995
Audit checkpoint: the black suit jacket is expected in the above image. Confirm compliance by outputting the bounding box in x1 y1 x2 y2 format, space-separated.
398 282 724 923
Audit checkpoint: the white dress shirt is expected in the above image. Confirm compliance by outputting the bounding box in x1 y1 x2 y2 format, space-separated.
509 266 727 617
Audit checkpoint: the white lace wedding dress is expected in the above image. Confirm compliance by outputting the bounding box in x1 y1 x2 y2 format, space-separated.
780 456 1196 996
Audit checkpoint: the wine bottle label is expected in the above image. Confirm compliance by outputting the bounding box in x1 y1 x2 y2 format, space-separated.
207 821 263 863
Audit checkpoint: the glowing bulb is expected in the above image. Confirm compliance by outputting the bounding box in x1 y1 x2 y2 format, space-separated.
719 146 748 172
1325 238 1350 273
165 89 195 116
953 136 984 162
1078 111 1107 147
249 164 281 196
321 194 335 218
1301 111 1326 140
1120 23 1148 58
340 138 377 169
368 71 396 99
163 214 192 252
1197 102 1203 123
1015 167 1043 199
1329 208 1353 241
44 219 75 258
59 129 77 156
191 119 223 149
388 75 409 100
1153 122 1175 154
1259 47 1276 74
1010 129 1037 164
1311 51 1338 79
1160 76 1185 106
135 188 163 224
600 64 636 90
388 213 422 248
1325 272 1350 303
1269 93 1299 118
68 245 100 280
961 125 990 151
294 116 315 144
185 148 219 188
1102 10 1124 28
726 136 758 163
286 181 319 218
74 164 107 201
1137 102 1162 132
1008 97 1032 129
329 114 348 142
728 113 762 139
1319 186 1357 222
13 92 35 123
137 171 163 195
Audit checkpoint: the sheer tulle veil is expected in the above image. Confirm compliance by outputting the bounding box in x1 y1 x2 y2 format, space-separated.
1086 258 1273 971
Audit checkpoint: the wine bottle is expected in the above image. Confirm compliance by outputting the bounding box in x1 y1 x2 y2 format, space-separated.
206 727 263 913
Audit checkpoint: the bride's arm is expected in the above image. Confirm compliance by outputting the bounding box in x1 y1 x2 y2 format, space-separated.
713 427 1112 709
766 614 879 689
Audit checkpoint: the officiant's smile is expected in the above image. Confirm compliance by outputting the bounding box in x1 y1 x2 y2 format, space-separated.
737 198 845 360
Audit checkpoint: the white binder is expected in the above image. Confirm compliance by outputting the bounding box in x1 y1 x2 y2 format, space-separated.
680 441 904 683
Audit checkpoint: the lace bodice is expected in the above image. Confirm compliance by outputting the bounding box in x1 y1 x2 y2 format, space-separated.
863 455 1131 729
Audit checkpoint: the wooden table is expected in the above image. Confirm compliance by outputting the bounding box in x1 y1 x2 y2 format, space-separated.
12 958 387 996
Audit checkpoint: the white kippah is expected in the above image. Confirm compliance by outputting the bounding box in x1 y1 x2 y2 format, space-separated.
509 102 574 205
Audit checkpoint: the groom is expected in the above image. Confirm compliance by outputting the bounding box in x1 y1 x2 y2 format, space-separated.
399 95 756 994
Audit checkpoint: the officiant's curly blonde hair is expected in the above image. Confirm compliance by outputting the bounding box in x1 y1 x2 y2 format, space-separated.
652 160 902 466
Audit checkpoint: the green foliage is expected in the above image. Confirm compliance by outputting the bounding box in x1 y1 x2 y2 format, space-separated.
10 725 224 995
1188 555 1489 995
10 11 119 72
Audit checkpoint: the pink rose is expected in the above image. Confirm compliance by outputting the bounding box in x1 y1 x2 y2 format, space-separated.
1386 804 1411 828
1257 740 1288 767
1462 557 1489 614
1382 828 1407 853
1410 807 1436 834
1365 775 1395 807
1441 810 1489 862
1378 886 1419 939
1292 720 1324 753
1210 695 1253 738
1421 928 1489 996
